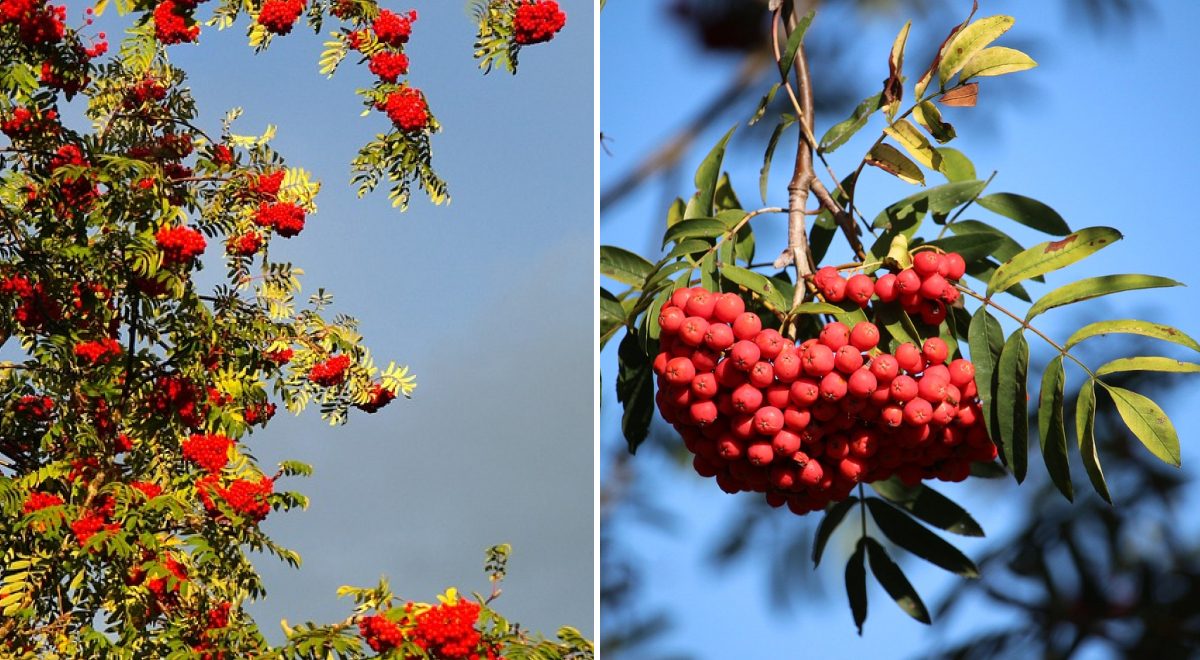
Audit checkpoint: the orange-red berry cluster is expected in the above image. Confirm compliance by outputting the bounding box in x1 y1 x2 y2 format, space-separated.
22 490 63 513
73 337 122 365
358 600 501 659
257 0 305 35
182 433 233 473
156 225 207 266
355 382 395 413
153 0 202 44
309 354 351 387
197 474 273 521
654 261 996 515
512 0 565 45
0 0 66 45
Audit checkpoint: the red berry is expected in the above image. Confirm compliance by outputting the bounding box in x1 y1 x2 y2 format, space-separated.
689 400 719 425
903 398 933 426
731 383 764 414
754 329 786 360
789 378 820 406
912 251 942 277
732 312 762 340
922 337 949 365
713 293 745 322
942 252 966 280
773 349 801 383
801 344 836 377
847 368 878 398
685 290 717 318
919 273 949 300
895 342 925 373
678 316 709 346
948 358 975 387
748 361 775 388
818 322 850 350
834 345 864 374
889 375 918 403
849 322 880 352
729 340 761 371
874 273 899 302
870 354 900 382
895 268 921 294
819 372 848 401
920 300 947 326
690 373 718 400
753 406 784 435
703 322 734 351
845 274 875 307
664 357 696 385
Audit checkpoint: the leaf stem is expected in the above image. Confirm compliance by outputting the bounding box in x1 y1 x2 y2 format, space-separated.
955 283 1097 379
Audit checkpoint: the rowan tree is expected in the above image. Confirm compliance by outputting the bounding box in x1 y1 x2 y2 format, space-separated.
601 0 1198 639
0 0 590 657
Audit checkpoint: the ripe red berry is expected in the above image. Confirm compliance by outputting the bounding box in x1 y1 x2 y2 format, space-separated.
845 274 875 307
912 251 943 277
834 345 864 374
903 398 933 426
685 290 717 319
703 322 734 351
729 340 761 371
801 344 836 377
922 337 949 365
890 375 918 403
713 293 745 322
689 400 719 425
753 406 784 436
948 358 975 387
870 354 900 382
714 359 746 388
920 300 947 326
773 349 801 383
849 322 880 352
732 312 762 340
670 288 693 310
765 384 791 409
818 275 847 302
690 347 718 373
754 329 786 360
919 273 949 300
847 368 878 398
771 429 802 456
895 343 924 373
784 407 811 431
690 372 718 400
678 316 709 346
730 383 764 414
664 357 696 385
748 361 775 388
941 252 966 280
880 404 904 428
874 273 899 302
819 372 848 401
895 268 921 294
818 322 850 350
917 375 948 404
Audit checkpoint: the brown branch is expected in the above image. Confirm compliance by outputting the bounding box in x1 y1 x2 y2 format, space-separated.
780 5 817 306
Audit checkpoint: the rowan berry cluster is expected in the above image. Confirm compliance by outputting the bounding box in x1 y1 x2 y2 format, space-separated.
226 232 264 257
71 499 119 546
1 274 59 330
1 106 58 139
182 433 233 473
368 51 409 84
146 374 205 428
22 490 63 514
15 394 54 421
355 382 395 413
131 481 163 500
512 0 566 45
156 225 208 266
0 0 66 45
358 599 501 659
253 201 306 238
257 0 305 35
654 253 997 515
197 474 273 521
372 8 416 47
152 0 201 45
309 354 351 386
73 337 122 365
379 87 429 133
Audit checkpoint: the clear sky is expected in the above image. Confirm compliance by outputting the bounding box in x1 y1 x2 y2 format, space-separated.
77 0 595 642
601 1 1200 657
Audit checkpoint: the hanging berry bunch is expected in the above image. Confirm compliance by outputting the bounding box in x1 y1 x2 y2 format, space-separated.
472 0 568 74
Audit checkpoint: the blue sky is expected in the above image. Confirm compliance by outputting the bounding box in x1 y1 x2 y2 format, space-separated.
601 1 1200 657
75 0 595 642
